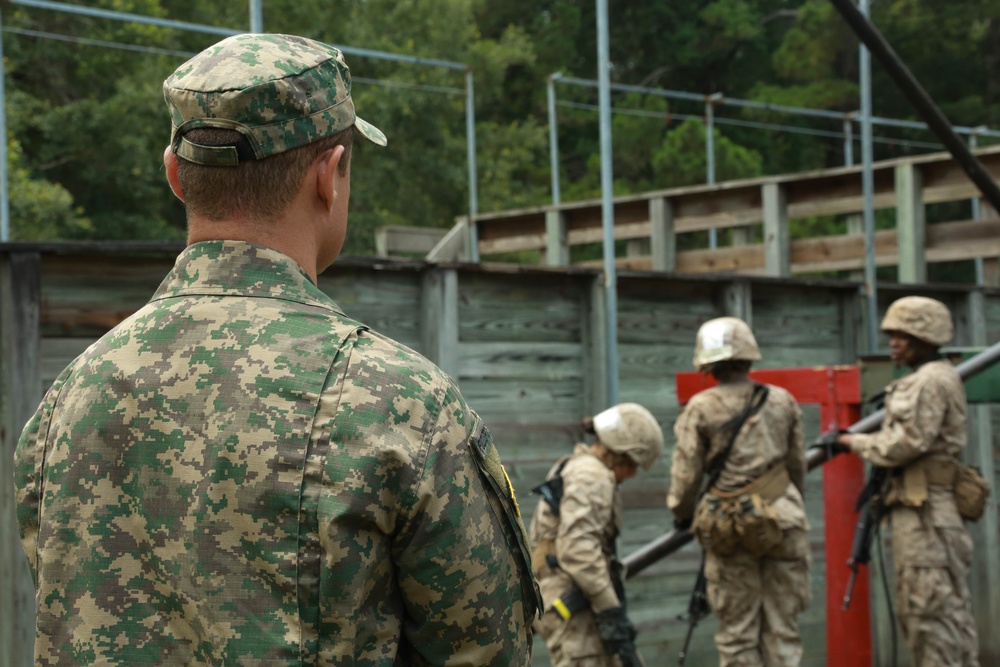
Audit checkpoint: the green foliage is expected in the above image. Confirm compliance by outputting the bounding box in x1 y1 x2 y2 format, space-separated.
8 137 91 240
4 0 1000 279
652 119 764 188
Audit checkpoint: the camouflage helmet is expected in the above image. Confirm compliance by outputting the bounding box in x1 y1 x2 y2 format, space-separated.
692 317 761 369
592 403 664 470
163 33 386 167
880 296 953 346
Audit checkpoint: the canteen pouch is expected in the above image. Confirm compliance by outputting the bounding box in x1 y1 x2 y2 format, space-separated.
732 493 783 557
955 464 990 522
692 494 740 556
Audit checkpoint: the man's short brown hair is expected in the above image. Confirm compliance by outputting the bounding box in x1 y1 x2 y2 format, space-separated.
176 126 354 222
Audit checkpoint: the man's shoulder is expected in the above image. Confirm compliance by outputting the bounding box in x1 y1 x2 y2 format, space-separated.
340 328 466 415
351 329 452 383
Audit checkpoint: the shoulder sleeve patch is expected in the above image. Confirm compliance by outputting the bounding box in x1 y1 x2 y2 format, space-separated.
466 418 543 621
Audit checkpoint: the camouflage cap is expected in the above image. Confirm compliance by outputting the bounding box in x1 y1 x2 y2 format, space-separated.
164 33 386 167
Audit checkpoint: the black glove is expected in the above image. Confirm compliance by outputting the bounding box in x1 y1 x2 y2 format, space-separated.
595 607 641 665
673 517 693 532
812 430 850 457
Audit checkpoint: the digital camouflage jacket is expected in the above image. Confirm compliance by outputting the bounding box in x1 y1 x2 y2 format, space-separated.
15 241 538 667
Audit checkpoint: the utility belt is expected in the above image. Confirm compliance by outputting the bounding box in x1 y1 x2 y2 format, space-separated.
884 455 989 521
692 464 790 557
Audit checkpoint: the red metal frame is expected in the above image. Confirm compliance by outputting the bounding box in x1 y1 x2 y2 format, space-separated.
676 365 870 667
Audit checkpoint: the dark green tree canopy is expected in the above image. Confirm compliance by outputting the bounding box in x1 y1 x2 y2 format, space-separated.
5 0 999 258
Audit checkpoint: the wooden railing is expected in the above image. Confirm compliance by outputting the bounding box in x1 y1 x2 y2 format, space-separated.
458 145 1000 284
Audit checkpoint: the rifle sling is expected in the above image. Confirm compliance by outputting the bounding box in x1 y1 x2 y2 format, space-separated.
703 382 770 494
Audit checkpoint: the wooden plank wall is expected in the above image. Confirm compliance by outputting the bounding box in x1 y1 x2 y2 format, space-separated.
2 245 1000 667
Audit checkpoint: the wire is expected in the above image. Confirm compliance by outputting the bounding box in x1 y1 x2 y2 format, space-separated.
352 76 463 96
556 99 945 151
2 26 196 58
2 28 466 96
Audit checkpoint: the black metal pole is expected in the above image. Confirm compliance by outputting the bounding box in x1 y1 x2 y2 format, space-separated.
622 338 1000 578
828 0 1000 214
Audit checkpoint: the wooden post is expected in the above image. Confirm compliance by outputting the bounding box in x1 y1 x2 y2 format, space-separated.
839 288 862 364
649 196 676 272
420 267 460 380
545 210 570 267
762 183 790 277
582 274 609 414
731 226 753 246
895 162 926 283
980 202 1000 287
625 238 650 259
0 251 41 667
719 278 752 326
845 214 865 281
964 290 1000 663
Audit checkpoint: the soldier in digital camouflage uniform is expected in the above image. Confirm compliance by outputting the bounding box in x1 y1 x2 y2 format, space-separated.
668 317 810 667
529 403 664 667
837 297 980 667
15 33 539 667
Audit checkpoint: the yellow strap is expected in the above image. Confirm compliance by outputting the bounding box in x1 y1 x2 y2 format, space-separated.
552 598 572 620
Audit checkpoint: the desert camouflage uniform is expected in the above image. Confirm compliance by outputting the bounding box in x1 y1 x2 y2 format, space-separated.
15 241 538 666
669 382 810 667
530 444 627 666
850 359 979 667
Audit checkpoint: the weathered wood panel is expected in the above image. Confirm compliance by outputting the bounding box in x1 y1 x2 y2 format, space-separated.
39 255 172 338
1 252 41 667
752 285 846 367
456 272 585 344
318 266 423 352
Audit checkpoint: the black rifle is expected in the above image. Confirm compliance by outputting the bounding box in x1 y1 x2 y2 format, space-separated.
678 558 709 666
843 465 888 610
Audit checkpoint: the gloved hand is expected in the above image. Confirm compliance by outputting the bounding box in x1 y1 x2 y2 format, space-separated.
673 517 693 532
812 430 850 457
595 606 642 666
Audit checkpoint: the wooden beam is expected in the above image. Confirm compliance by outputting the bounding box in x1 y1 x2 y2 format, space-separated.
648 197 675 272
421 268 459 380
0 251 40 667
582 275 609 414
895 163 926 283
762 183 790 277
545 210 570 267
576 217 1000 276
719 278 753 326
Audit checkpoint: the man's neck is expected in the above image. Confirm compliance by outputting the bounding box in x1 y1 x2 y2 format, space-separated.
187 216 319 283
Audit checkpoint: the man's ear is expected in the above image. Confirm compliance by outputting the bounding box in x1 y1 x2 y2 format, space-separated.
315 145 346 213
163 145 185 202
